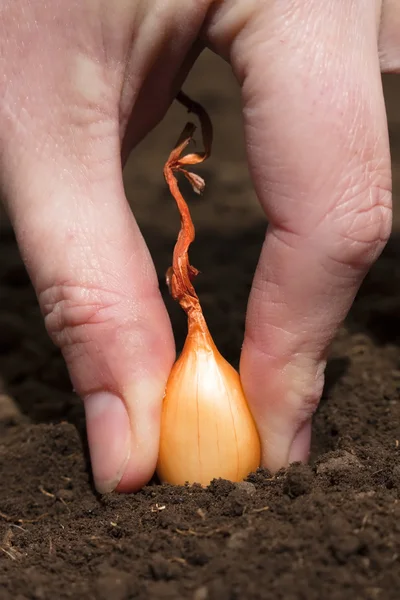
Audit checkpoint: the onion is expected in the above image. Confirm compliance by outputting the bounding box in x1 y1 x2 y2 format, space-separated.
156 92 261 486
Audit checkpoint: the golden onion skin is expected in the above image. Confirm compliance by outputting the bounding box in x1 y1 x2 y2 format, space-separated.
156 323 261 486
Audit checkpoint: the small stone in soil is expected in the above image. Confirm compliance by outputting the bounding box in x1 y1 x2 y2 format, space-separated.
234 481 256 496
316 451 362 475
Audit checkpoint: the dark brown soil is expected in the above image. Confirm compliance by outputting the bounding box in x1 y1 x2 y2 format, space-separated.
1 53 400 600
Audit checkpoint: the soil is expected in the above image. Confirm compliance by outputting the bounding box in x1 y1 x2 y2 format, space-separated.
1 52 400 600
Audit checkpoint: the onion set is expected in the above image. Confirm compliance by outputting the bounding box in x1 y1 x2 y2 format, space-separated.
156 92 261 486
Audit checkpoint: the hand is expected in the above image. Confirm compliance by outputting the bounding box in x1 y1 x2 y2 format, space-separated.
0 1 396 492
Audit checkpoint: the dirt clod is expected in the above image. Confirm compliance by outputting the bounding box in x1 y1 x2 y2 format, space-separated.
283 463 314 498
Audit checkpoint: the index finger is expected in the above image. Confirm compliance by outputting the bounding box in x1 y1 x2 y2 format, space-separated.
211 0 392 470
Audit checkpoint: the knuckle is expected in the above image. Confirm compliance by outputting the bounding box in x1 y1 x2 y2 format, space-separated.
284 356 326 419
39 280 127 349
325 169 392 271
243 338 325 420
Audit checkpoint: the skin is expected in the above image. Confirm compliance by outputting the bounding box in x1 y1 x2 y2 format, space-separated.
0 0 398 492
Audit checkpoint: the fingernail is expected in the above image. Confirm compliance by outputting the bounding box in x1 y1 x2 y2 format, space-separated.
83 391 131 494
288 419 312 464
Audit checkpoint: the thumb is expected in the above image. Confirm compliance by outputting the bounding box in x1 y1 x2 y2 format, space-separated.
3 117 175 493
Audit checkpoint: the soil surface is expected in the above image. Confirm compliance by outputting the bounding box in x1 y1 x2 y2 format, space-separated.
1 53 400 600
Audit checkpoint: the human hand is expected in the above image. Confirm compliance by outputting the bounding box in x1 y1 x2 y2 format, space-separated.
1 1 397 492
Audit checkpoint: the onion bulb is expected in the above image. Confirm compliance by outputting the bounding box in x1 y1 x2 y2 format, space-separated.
156 92 261 487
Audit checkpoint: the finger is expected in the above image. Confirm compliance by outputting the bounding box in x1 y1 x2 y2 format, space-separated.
209 1 392 470
3 116 175 493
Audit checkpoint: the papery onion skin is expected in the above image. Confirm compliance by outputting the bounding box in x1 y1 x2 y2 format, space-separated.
157 316 261 486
